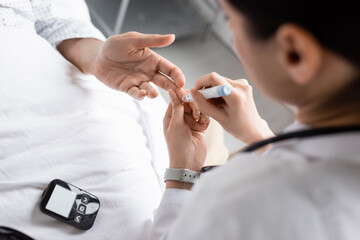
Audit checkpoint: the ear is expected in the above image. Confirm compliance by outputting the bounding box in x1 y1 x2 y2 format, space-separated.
276 24 323 85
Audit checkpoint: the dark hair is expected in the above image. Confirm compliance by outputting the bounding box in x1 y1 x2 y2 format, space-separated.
227 0 360 67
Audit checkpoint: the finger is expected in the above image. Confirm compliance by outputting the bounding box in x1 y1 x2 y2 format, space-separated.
193 72 228 90
132 33 175 48
220 77 250 88
220 78 251 104
156 57 185 88
118 74 146 93
175 88 188 100
193 73 239 106
182 102 199 121
139 82 159 99
190 89 226 123
184 113 208 132
199 113 210 125
168 89 184 125
188 102 200 121
174 89 199 120
233 78 249 85
163 102 172 131
127 86 146 100
183 110 210 132
151 72 179 91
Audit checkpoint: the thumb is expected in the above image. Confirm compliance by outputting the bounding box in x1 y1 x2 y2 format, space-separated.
168 90 184 125
134 34 175 48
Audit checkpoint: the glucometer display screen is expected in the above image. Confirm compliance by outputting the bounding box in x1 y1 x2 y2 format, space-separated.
45 185 76 218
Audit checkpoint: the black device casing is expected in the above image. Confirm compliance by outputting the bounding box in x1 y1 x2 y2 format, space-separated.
40 179 100 230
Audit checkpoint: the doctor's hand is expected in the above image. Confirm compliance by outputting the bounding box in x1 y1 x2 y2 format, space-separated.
190 72 275 145
163 90 209 177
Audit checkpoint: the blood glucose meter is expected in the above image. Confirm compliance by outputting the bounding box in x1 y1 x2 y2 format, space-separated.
40 179 100 230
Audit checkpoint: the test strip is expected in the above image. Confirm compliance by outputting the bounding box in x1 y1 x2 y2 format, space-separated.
158 71 175 83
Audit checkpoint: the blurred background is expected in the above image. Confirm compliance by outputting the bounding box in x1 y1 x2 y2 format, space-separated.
85 0 295 153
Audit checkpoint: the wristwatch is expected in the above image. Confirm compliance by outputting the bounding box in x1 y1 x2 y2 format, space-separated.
164 168 201 184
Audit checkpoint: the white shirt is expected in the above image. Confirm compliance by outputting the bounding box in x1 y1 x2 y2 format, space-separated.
0 0 105 46
151 121 360 240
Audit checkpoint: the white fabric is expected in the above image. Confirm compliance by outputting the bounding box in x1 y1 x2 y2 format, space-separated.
151 122 360 240
0 29 168 240
0 0 105 46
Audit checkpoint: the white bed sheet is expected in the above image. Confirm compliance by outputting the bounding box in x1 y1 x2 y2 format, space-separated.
0 29 168 240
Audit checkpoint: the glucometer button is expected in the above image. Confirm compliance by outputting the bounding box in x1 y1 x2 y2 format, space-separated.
74 214 82 223
81 194 90 204
78 204 86 214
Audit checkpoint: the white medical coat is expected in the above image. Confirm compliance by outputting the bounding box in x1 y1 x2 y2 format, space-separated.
150 121 360 240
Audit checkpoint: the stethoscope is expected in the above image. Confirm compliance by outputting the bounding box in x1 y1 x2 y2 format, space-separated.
201 124 360 173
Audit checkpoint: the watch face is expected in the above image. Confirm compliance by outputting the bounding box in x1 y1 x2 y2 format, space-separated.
40 179 100 230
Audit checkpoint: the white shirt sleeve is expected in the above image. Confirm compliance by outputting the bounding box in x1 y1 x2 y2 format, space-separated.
150 189 191 240
31 0 106 47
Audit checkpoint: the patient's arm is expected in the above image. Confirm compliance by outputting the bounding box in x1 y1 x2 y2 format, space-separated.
57 32 186 100
57 37 101 75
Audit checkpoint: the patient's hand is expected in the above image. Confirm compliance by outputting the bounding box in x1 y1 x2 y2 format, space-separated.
58 33 202 121
163 90 210 173
183 102 210 132
93 32 186 100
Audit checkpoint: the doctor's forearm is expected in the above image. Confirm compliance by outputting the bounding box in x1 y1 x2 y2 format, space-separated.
57 38 103 75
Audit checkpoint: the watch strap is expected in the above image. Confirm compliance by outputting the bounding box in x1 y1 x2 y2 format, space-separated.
164 168 201 184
